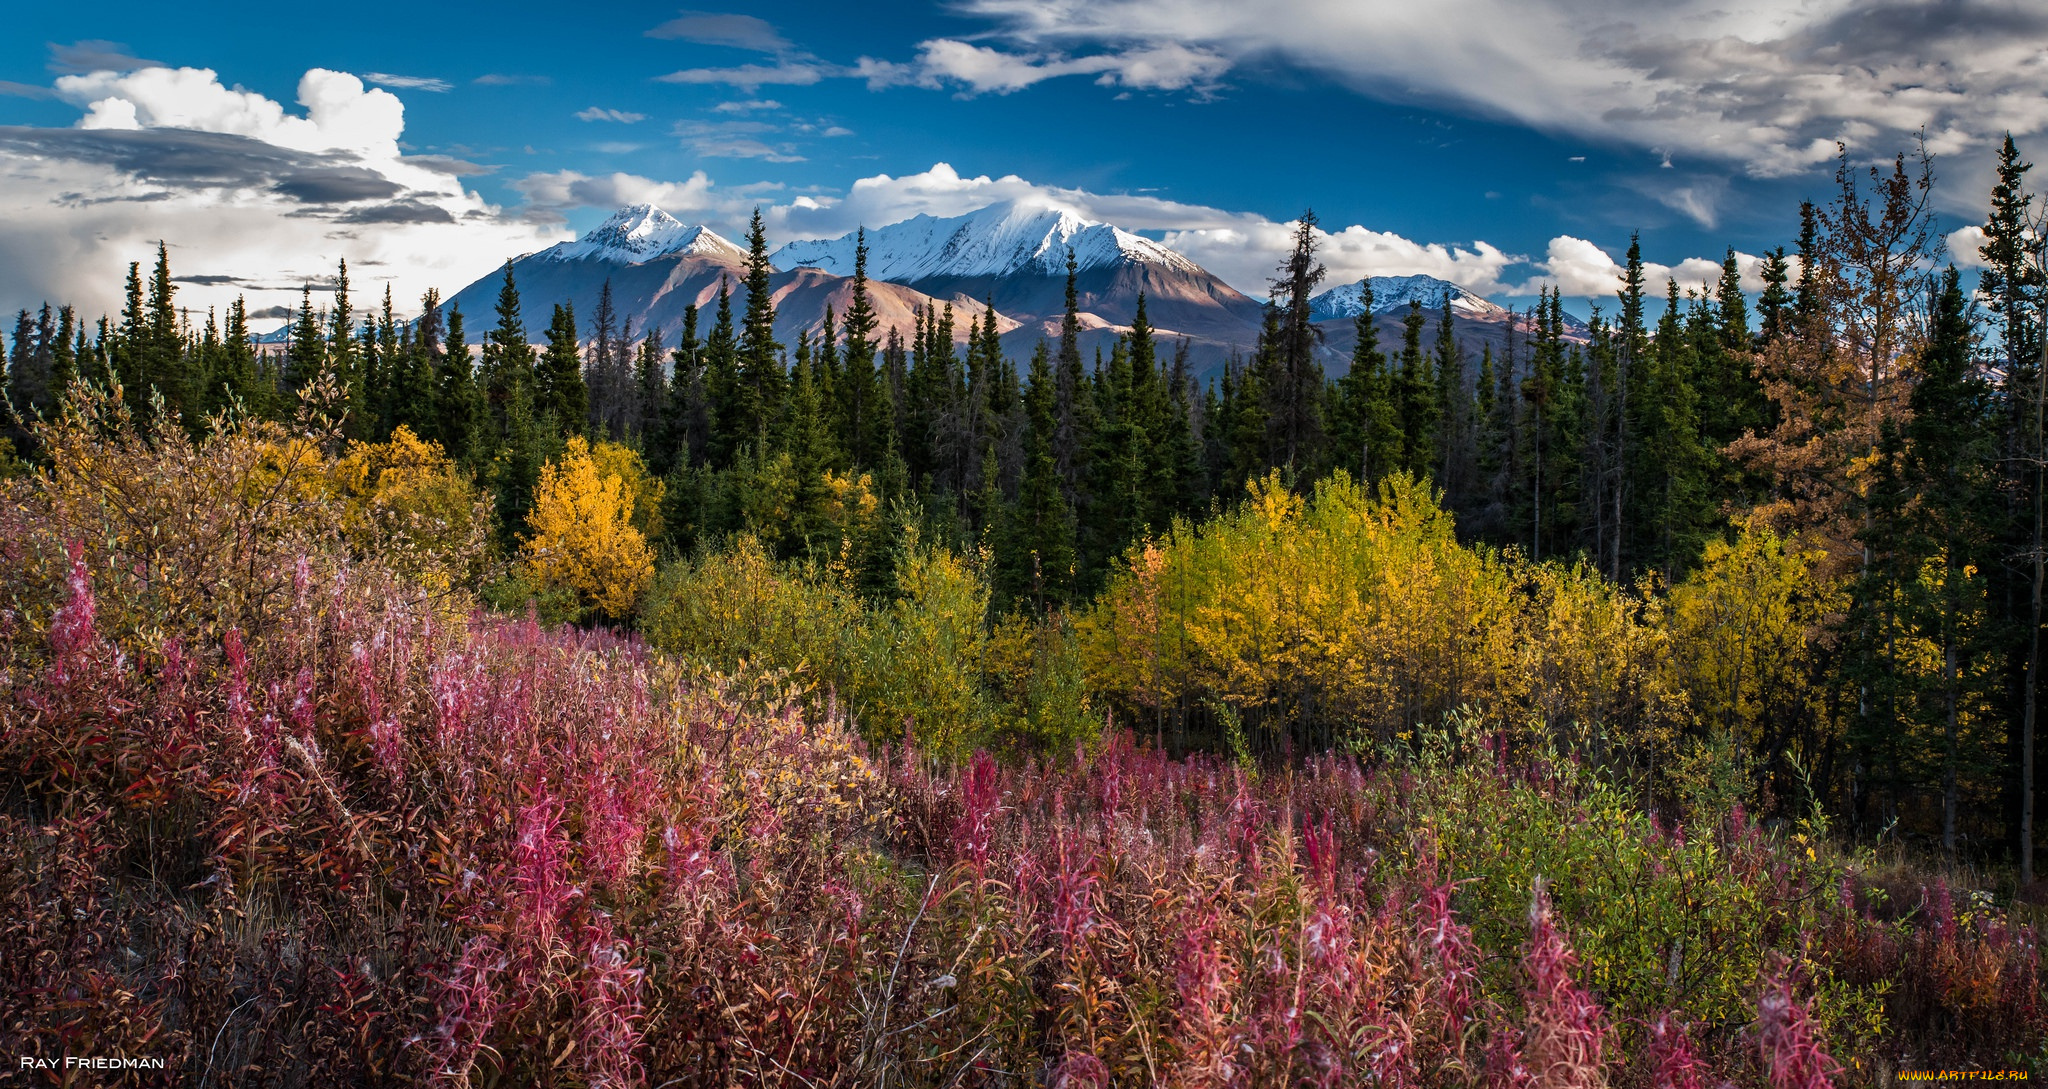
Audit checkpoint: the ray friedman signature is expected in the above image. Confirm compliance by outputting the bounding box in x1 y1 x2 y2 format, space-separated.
19 1054 169 1071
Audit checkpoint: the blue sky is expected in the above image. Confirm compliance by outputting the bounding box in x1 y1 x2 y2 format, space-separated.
0 0 2036 327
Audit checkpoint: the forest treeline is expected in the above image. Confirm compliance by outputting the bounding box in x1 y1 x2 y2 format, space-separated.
5 139 2047 873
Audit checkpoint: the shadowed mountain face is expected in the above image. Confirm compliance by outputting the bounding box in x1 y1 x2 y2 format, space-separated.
774 201 1272 375
441 207 1010 348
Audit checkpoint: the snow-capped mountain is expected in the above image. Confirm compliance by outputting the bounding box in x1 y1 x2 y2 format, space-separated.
773 201 1200 282
438 203 1006 350
538 204 744 264
1309 275 1507 321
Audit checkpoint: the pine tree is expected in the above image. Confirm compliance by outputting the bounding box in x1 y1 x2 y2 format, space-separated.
129 243 188 423
633 319 666 448
537 302 588 431
328 258 362 432
586 279 631 438
1053 249 1097 497
50 305 77 407
1001 339 1076 612
211 296 264 418
840 229 886 468
482 261 534 444
703 279 741 465
1329 281 1393 482
1432 287 1468 507
1395 300 1436 479
1264 211 1327 473
434 308 482 466
1980 133 2047 881
734 208 785 449
662 304 707 474
1757 247 1794 347
114 261 145 405
287 285 325 393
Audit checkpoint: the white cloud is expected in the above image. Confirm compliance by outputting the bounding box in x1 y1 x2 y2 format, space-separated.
576 107 647 123
644 12 790 52
949 0 2048 180
861 39 1229 95
711 99 783 113
363 72 451 93
656 62 826 91
1511 236 1767 298
2 66 566 327
1947 224 1992 270
510 169 722 218
56 67 406 157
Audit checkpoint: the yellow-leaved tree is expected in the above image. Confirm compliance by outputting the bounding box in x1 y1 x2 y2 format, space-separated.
328 425 493 597
1661 525 1838 814
521 436 654 622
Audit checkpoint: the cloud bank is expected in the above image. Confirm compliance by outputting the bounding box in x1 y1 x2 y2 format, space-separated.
0 65 566 327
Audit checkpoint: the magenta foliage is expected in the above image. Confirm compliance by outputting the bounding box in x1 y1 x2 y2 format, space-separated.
1647 1012 1710 1089
1517 879 1609 1088
1757 967 1839 1089
952 748 1001 874
46 540 98 684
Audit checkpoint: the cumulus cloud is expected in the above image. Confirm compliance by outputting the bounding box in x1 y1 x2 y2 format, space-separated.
1510 236 1768 298
576 107 647 123
712 99 783 113
947 0 2048 179
0 65 566 328
1947 224 1992 270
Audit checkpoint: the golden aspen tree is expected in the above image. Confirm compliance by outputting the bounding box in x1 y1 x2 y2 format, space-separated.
521 435 654 621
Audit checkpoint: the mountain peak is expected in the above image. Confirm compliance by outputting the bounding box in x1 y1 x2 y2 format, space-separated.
1309 274 1506 321
772 200 1199 282
543 205 744 264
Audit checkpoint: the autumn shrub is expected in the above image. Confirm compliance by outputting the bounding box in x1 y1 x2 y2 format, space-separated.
638 532 865 695
643 534 1098 756
327 424 494 595
1082 470 1684 757
1 379 485 660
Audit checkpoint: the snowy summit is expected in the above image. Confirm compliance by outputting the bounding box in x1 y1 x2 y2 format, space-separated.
541 204 745 264
1308 274 1506 321
772 200 1200 283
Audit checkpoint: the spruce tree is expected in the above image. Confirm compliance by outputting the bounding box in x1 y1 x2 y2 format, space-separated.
1330 281 1393 482
735 208 785 449
1981 133 2047 881
1265 210 1327 473
1395 301 1436 479
703 279 741 465
114 261 145 404
481 261 534 443
1756 247 1794 346
327 258 361 431
1001 339 1076 612
287 285 325 394
537 302 588 432
434 308 482 466
840 229 885 468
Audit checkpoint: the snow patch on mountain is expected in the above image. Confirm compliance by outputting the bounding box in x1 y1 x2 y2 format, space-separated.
540 204 744 264
1309 275 1507 321
772 200 1200 282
